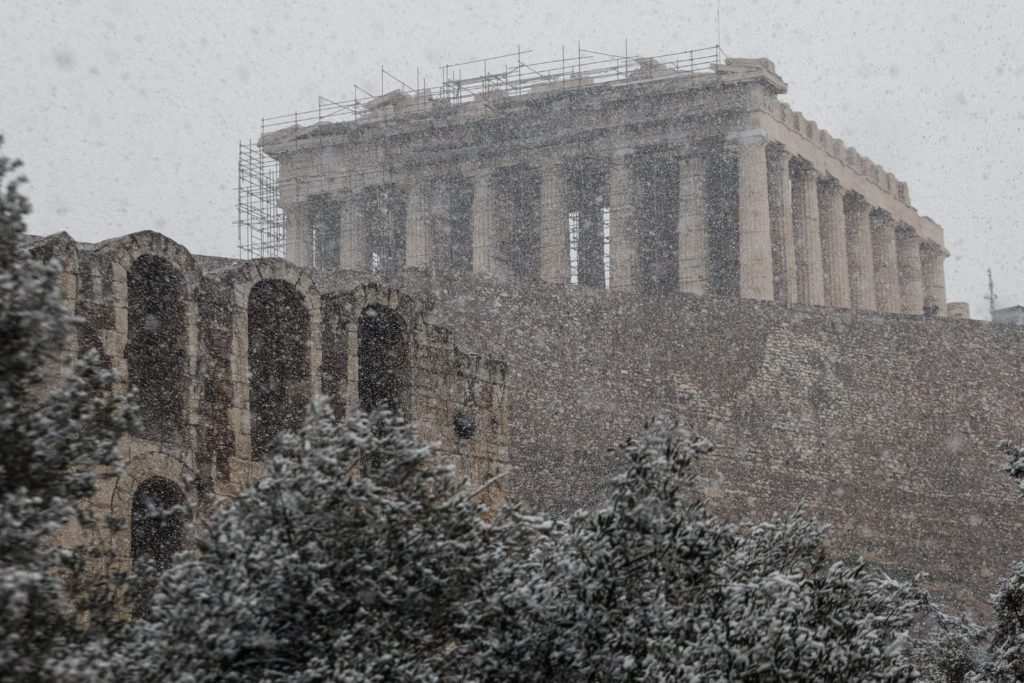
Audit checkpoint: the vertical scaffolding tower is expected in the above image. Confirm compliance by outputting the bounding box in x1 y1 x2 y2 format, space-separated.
236 140 284 259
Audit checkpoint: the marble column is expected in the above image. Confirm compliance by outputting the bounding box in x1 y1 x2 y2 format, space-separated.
870 210 900 314
538 158 570 284
677 150 710 295
608 153 637 292
895 226 925 315
843 193 876 311
766 146 798 303
921 241 949 316
283 201 311 267
817 178 851 308
404 179 431 269
735 137 774 301
468 169 496 276
790 162 825 305
339 191 368 270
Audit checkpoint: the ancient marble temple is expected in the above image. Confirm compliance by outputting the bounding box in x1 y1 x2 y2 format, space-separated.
262 55 948 316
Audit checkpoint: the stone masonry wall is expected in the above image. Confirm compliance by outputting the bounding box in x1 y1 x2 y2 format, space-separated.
29 229 1024 613
318 267 1024 613
29 232 509 575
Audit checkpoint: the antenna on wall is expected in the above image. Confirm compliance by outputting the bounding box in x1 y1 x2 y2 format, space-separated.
717 0 722 49
986 267 998 316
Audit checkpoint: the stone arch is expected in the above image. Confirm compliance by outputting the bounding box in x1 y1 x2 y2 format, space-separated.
90 231 201 447
130 476 187 615
131 476 186 570
248 278 311 459
126 254 189 441
213 259 320 468
339 283 428 420
357 304 410 415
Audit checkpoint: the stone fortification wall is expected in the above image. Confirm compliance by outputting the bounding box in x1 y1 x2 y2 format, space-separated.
318 266 1024 612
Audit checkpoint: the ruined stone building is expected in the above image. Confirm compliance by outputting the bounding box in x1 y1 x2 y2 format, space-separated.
33 49 1024 613
260 54 947 317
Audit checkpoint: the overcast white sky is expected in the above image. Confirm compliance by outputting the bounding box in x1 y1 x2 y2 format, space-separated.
3 0 1022 317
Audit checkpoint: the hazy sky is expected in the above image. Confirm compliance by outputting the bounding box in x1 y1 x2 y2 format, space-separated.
3 0 1022 317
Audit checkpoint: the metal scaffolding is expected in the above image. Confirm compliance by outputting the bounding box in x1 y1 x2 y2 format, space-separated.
236 140 284 259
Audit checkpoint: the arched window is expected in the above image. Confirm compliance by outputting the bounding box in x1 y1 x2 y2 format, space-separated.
248 280 310 459
126 255 187 441
357 305 409 415
131 477 186 616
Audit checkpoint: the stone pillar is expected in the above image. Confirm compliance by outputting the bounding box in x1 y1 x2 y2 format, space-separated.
468 169 496 276
790 162 825 305
895 226 925 315
870 210 900 314
843 193 876 311
281 202 306 266
538 158 570 284
677 151 710 295
735 137 774 301
339 191 368 270
607 153 637 292
817 178 851 308
921 241 949 316
404 179 431 269
766 146 797 303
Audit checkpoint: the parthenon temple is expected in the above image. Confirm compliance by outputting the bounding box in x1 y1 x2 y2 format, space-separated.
256 49 949 315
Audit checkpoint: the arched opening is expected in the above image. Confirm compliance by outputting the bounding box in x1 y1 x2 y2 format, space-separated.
131 476 186 616
248 280 310 460
126 255 188 441
357 305 409 415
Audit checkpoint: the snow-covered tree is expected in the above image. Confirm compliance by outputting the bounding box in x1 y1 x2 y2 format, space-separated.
979 440 1024 682
909 441 1024 683
109 405 927 681
461 417 928 681
0 138 130 682
110 401 543 681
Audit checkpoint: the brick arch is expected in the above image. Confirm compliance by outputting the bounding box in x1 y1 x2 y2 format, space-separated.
215 259 322 464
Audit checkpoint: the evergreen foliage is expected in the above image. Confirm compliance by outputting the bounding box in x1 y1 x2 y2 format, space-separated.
0 138 130 682
106 406 928 681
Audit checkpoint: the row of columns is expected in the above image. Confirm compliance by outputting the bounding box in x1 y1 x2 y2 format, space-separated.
288 138 947 315
681 136 947 315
